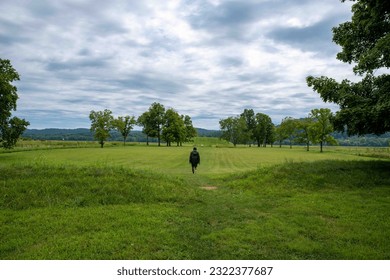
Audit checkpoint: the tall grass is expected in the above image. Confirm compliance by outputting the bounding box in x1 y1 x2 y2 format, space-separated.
0 164 197 210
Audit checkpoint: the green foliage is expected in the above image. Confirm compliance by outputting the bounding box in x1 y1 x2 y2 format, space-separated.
0 59 29 149
183 115 197 143
89 109 114 148
309 108 337 152
294 117 315 151
240 109 256 145
137 104 197 147
335 0 390 75
1 117 30 149
162 108 185 146
0 59 19 121
112 115 136 146
137 110 153 145
307 0 390 135
307 74 390 136
221 110 274 147
254 112 274 147
219 116 248 146
276 110 337 152
146 102 165 146
277 117 298 148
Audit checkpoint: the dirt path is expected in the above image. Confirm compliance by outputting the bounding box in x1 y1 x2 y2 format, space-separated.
182 172 220 191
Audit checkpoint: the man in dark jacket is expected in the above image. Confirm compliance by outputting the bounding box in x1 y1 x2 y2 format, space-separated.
189 147 200 174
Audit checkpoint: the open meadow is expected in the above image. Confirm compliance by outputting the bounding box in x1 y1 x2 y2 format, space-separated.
1 139 389 259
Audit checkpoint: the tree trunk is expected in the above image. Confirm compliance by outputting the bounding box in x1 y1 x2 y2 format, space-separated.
157 125 161 146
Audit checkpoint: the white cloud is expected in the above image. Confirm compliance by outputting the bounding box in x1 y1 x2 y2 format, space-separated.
1 0 355 129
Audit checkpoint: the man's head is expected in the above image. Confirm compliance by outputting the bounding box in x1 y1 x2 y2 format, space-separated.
193 147 197 151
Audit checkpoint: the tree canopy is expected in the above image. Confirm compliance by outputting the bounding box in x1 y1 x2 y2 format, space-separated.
112 115 136 146
309 108 337 152
162 108 184 146
137 103 197 146
220 110 274 147
0 58 29 149
147 102 166 146
307 0 390 136
89 109 114 148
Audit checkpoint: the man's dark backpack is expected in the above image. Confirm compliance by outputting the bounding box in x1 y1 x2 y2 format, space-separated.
191 151 199 164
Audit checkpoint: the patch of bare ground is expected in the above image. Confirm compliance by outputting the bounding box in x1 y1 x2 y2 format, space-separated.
200 185 218 190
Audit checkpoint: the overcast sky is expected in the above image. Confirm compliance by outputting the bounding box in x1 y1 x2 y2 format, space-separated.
1 0 356 129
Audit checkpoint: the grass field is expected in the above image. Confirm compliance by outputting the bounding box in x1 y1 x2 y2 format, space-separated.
1 140 389 259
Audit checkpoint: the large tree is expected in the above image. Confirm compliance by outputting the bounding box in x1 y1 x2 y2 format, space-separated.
253 113 273 147
309 108 337 152
147 102 165 146
278 117 298 149
240 109 256 146
239 109 274 147
295 117 315 151
137 111 153 145
265 120 275 147
112 115 136 146
0 59 29 149
162 108 184 146
138 104 196 146
219 116 249 147
89 109 113 148
307 0 390 136
182 114 197 144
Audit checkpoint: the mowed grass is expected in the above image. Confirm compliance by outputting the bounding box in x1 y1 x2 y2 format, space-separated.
1 143 389 259
0 143 371 175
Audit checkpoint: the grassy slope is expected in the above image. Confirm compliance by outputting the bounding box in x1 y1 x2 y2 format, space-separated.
1 144 389 259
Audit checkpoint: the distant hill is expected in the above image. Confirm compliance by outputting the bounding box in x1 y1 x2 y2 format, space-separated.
332 131 390 147
23 128 94 141
196 128 222 138
22 128 222 142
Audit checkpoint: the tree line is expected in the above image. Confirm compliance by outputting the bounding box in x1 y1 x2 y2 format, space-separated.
220 109 274 147
89 102 197 148
20 128 390 147
220 108 336 152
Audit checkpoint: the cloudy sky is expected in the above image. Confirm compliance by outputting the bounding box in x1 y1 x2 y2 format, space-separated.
1 0 356 129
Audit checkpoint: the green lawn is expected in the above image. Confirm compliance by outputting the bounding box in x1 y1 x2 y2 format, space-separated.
0 143 372 175
1 143 389 259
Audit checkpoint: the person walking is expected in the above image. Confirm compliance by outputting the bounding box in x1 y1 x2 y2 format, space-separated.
189 147 200 174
